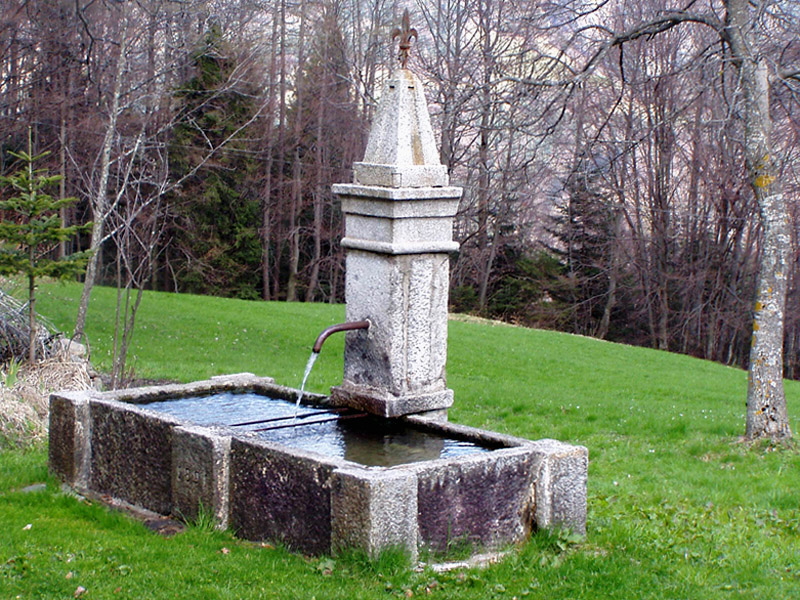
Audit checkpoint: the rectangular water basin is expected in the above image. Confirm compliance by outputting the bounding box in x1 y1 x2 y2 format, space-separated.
50 373 587 558
144 390 494 467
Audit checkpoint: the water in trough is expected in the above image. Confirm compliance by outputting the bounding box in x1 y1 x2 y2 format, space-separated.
144 391 491 467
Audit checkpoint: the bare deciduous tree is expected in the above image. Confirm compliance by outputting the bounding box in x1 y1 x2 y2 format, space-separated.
516 0 799 440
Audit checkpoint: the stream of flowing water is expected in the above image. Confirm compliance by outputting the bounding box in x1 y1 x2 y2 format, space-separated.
295 351 320 413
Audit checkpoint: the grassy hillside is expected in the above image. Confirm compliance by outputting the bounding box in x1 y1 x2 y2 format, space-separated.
1 281 798 599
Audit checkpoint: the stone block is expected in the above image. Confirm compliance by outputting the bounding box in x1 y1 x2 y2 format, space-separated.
356 69 445 186
89 400 180 515
331 467 418 560
344 214 456 247
48 391 91 490
413 448 537 553
529 439 588 536
353 163 449 188
56 338 88 359
334 251 452 417
335 185 461 257
172 426 231 528
330 383 453 418
337 187 462 217
228 437 339 555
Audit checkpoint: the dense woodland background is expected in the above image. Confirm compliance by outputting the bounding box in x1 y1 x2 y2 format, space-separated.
1 0 799 376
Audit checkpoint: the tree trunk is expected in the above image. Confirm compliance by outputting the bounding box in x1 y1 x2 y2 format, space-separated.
58 75 68 260
305 21 328 303
260 13 280 301
305 184 323 302
272 0 288 301
261 197 273 301
726 0 792 439
476 0 494 312
27 272 36 364
286 147 302 302
596 209 622 340
75 218 105 335
75 8 129 336
746 188 792 439
286 0 307 303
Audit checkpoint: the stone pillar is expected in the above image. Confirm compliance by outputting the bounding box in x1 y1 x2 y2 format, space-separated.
331 68 462 418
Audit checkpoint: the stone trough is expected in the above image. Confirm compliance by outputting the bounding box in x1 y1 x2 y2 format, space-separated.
50 373 586 559
50 26 588 561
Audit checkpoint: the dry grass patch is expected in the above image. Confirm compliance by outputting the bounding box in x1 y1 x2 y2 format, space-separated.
0 357 94 448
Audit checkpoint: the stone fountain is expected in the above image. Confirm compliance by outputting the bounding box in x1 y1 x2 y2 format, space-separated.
49 19 587 561
329 67 461 420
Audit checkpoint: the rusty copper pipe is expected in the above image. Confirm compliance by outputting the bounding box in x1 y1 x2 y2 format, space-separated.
312 320 370 353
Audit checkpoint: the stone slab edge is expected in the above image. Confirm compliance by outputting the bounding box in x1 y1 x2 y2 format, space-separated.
49 373 284 506
103 373 275 404
172 425 232 530
333 183 463 200
407 445 537 552
49 391 91 492
341 196 461 219
330 383 454 418
403 414 537 448
228 435 346 554
402 419 589 537
330 466 419 561
340 238 460 255
353 163 449 188
88 398 182 514
528 439 589 536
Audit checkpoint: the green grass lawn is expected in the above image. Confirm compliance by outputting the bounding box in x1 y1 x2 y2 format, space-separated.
2 281 799 599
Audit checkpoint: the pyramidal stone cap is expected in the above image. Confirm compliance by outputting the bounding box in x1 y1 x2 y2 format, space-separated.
353 69 449 188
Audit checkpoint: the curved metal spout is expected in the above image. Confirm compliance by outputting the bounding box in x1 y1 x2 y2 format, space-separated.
312 320 371 353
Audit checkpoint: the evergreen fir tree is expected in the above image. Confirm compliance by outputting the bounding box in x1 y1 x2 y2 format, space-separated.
167 24 261 298
547 161 616 336
0 132 90 362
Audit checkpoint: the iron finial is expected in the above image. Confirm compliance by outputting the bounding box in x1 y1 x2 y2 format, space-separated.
391 9 417 69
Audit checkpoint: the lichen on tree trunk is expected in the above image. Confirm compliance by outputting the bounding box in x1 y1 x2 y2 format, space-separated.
724 0 793 440
745 190 792 439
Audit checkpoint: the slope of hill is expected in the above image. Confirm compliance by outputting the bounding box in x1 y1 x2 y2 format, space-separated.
1 280 794 599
